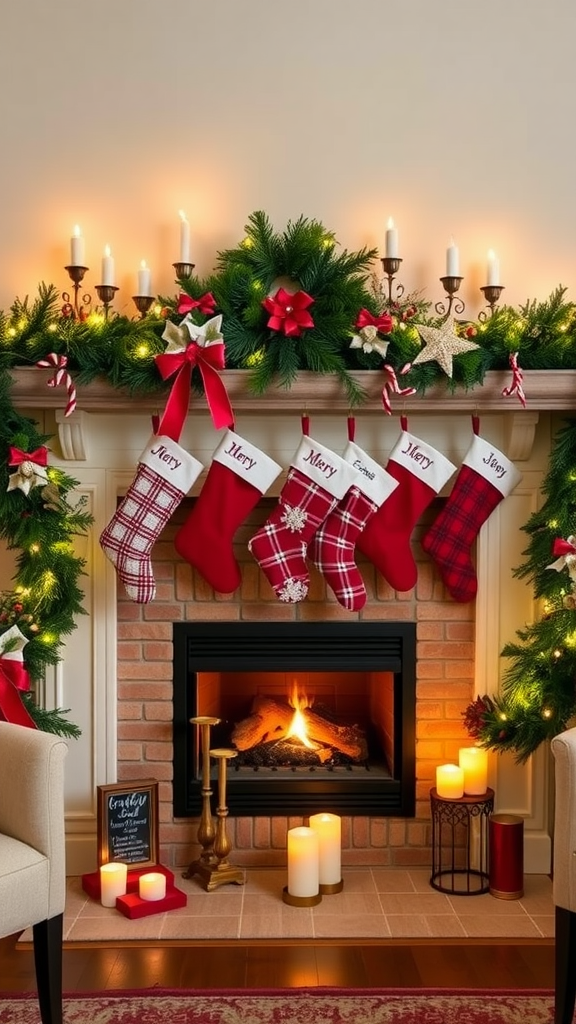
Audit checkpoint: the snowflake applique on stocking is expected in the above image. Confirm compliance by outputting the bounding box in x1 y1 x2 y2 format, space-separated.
281 504 308 533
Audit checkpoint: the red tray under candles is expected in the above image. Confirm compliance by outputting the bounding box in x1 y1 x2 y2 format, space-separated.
81 863 175 901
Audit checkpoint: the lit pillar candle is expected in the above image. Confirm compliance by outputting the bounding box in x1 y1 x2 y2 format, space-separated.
486 249 500 286
436 764 464 799
287 826 319 898
459 746 488 795
101 245 115 286
99 862 127 907
70 225 85 267
309 812 341 885
179 209 191 263
137 260 152 296
385 217 399 258
446 238 460 277
139 872 167 901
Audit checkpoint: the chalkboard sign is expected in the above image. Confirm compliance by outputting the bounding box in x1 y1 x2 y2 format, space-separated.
97 780 159 868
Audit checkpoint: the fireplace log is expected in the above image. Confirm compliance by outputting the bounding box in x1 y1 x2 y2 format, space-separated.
231 695 368 761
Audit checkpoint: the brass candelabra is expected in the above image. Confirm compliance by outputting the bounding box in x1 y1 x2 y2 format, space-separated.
436 276 465 317
62 265 91 320
380 257 405 305
479 284 505 320
95 284 118 319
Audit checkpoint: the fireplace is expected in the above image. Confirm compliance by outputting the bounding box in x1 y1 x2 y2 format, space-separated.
173 620 416 818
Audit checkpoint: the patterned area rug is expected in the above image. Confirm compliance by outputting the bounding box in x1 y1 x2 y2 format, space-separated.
0 988 557 1023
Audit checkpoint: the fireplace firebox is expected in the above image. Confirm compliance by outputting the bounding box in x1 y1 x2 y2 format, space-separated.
173 621 416 818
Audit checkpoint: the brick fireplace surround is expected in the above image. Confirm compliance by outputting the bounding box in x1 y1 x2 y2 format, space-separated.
7 368 564 877
118 500 474 872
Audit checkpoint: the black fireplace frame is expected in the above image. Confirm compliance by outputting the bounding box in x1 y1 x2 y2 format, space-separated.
172 620 416 818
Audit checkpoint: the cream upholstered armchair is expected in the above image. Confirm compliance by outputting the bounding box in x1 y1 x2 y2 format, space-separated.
551 725 576 1024
0 721 68 1024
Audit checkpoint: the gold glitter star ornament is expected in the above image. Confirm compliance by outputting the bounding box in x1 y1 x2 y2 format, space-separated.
412 316 480 377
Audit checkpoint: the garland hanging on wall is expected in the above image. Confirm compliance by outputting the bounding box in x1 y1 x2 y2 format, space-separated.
2 209 576 742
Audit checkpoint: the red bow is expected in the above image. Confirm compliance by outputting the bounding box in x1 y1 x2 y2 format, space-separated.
262 288 314 337
552 538 576 558
176 292 217 317
0 656 35 729
155 341 234 440
356 308 393 334
8 446 49 467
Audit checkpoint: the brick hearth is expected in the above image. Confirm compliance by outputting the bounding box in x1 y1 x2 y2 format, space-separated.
116 498 474 871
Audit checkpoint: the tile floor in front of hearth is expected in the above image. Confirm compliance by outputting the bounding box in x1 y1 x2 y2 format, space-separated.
59 869 555 943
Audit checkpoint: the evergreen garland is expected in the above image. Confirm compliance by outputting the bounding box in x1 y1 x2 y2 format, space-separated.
0 367 92 736
463 419 576 761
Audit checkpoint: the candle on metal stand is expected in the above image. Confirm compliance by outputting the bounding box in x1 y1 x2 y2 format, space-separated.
70 225 85 267
446 238 460 277
458 746 488 795
179 210 191 263
486 249 500 286
101 245 115 286
385 217 399 259
436 763 464 799
137 260 152 296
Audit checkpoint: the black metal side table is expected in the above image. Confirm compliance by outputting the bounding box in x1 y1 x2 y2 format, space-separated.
430 787 494 895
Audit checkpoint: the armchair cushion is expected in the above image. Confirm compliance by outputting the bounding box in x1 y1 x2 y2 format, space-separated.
551 725 576 914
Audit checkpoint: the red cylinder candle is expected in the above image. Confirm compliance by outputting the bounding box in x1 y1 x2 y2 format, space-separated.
489 813 524 899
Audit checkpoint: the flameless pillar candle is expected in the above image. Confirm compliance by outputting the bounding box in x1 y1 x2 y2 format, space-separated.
436 763 464 799
309 813 341 886
486 249 500 286
179 209 191 263
99 862 127 907
101 245 115 286
459 746 488 795
139 872 167 901
70 225 85 267
446 238 460 277
137 260 152 296
385 217 399 258
287 826 320 898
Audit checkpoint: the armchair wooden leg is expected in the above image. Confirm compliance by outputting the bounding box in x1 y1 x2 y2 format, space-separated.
555 905 576 1024
32 914 63 1024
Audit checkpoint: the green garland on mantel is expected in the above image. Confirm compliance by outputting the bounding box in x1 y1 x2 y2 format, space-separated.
2 209 576 743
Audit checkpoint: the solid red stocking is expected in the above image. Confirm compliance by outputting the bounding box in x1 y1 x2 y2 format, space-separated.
356 418 456 592
174 429 281 593
309 430 398 611
248 432 359 603
422 425 522 602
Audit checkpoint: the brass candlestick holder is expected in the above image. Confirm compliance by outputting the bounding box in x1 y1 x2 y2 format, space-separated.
205 747 244 890
63 265 91 320
479 284 505 320
183 716 220 885
380 257 405 305
95 284 118 319
436 276 465 317
173 261 195 280
132 295 155 318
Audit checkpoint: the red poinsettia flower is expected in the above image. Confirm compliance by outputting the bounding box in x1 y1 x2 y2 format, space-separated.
262 288 315 337
355 308 393 334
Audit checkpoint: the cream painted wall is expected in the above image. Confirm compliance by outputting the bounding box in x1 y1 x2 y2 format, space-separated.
1 0 575 318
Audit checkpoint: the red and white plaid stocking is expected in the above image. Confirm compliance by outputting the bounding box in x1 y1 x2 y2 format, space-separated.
248 433 359 603
422 426 522 602
309 438 398 611
100 435 203 603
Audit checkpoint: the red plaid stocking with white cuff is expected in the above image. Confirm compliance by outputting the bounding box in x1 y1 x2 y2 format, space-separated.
309 438 398 611
100 435 203 603
174 429 282 593
356 418 457 592
421 425 522 602
248 432 360 603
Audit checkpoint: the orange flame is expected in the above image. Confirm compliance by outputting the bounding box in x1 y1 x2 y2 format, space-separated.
286 682 318 749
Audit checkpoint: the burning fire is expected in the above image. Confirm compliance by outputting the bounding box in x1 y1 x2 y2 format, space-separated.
285 683 318 750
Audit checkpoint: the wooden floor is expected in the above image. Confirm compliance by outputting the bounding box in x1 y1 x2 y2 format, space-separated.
0 934 555 991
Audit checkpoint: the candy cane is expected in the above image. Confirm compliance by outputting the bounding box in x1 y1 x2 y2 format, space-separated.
501 352 526 408
36 353 77 416
381 364 417 414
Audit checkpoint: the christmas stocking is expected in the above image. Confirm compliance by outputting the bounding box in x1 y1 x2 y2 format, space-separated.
100 435 203 603
421 427 522 602
174 429 282 593
308 432 398 611
356 417 456 592
248 431 359 603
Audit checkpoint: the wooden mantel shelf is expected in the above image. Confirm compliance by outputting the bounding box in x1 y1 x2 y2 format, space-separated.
7 367 576 413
